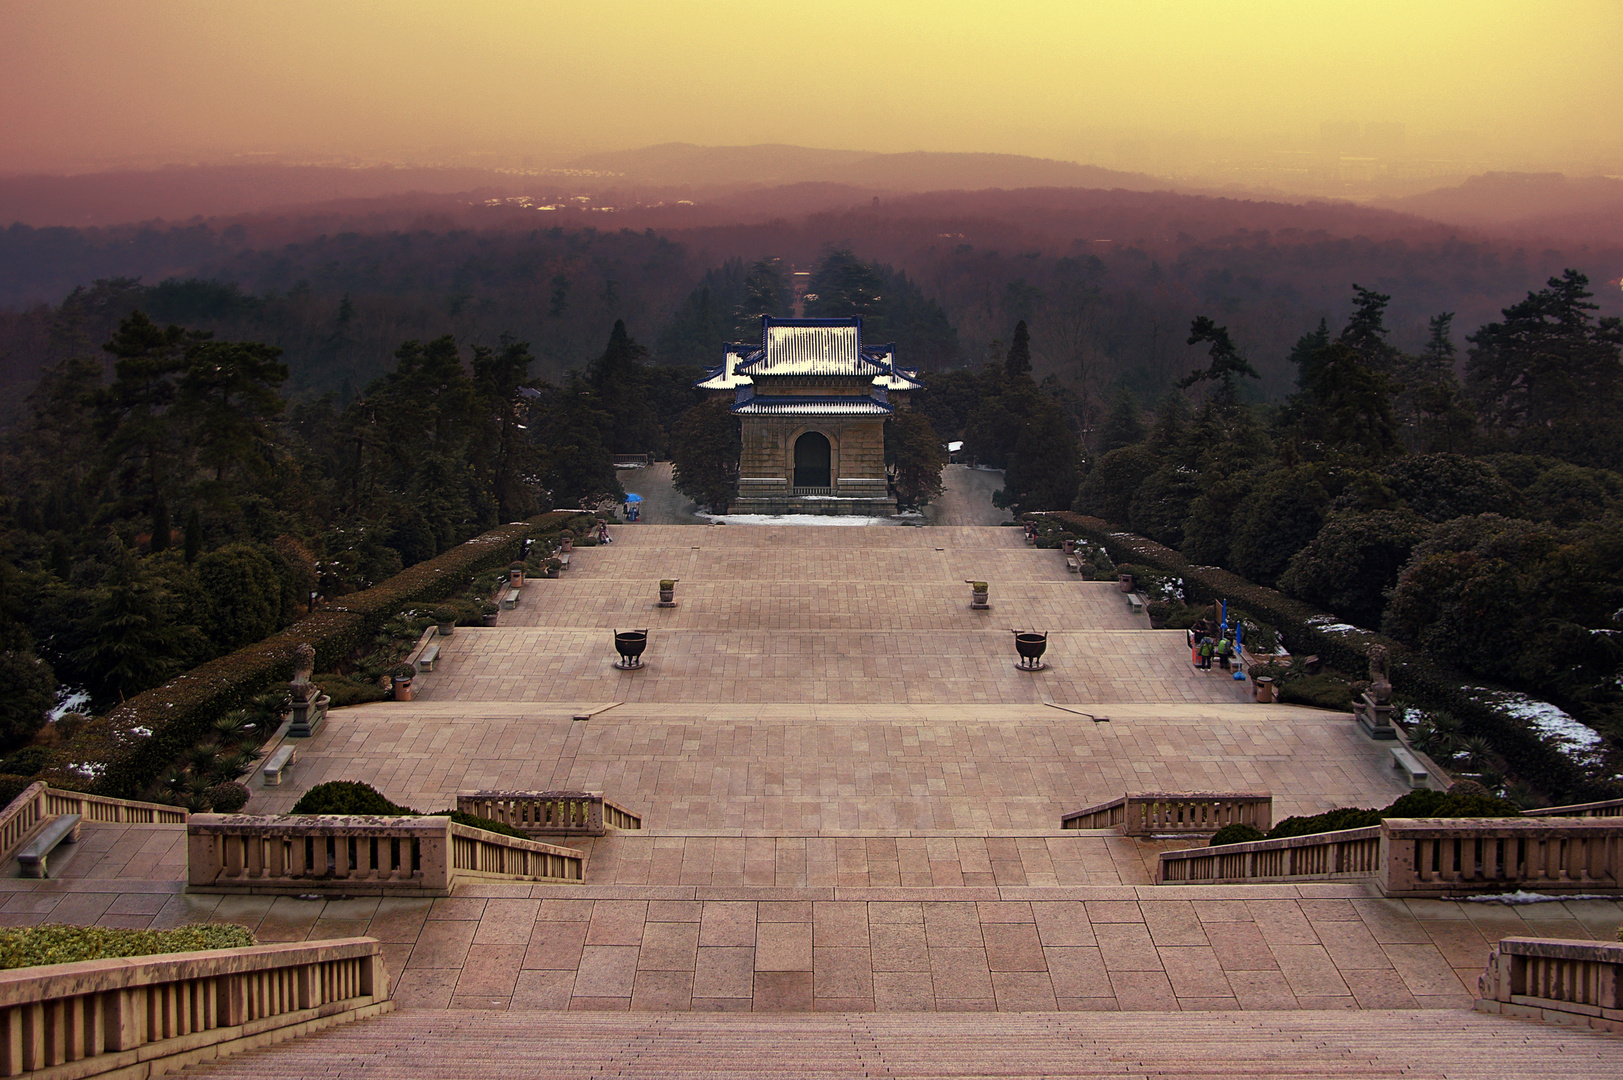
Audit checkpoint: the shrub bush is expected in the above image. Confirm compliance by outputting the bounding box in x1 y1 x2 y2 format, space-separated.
1276 673 1355 710
291 781 415 816
284 782 533 839
0 775 36 812
0 924 255 970
205 781 251 813
316 673 388 708
1266 789 1526 839
1209 823 1265 846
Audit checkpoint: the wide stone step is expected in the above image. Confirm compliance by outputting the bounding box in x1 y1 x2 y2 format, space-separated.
179 1009 1623 1079
408 628 1236 706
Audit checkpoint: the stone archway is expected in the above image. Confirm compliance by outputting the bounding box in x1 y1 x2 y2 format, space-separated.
793 431 832 488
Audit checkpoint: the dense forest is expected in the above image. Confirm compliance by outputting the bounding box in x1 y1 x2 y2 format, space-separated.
1062 270 1623 790
2 187 1622 803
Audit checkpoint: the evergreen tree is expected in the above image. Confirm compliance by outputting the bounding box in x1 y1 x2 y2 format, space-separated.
586 320 663 455
670 399 741 513
1005 321 1032 379
1097 391 1146 453
884 410 947 511
1287 318 1332 390
1466 270 1623 446
1338 285 1402 374
1178 316 1260 408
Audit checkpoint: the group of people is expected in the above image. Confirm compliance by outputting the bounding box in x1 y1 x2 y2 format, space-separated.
1189 617 1236 671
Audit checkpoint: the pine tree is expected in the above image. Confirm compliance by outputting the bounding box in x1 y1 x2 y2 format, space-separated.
1005 321 1033 380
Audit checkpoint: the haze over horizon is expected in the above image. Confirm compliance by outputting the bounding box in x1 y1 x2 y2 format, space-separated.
3 0 1621 198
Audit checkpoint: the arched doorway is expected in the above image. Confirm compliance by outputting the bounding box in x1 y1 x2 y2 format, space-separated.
793 431 832 488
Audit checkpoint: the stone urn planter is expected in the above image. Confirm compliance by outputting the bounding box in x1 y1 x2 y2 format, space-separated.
389 663 415 701
969 581 989 609
543 558 562 579
509 562 525 587
480 602 499 627
658 579 678 607
433 607 457 637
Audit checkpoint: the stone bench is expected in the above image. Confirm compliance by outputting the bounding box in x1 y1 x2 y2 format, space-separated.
557 553 571 570
1390 744 1429 788
416 643 440 673
262 744 296 786
501 588 520 610
1064 555 1081 573
17 813 80 878
1125 592 1146 615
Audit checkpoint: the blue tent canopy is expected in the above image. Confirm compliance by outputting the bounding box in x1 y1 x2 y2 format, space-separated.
625 493 643 503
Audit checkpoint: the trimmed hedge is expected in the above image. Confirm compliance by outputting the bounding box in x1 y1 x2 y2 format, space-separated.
1209 823 1265 846
291 781 412 815
1042 512 1617 803
1266 789 1527 839
52 513 587 799
288 781 529 839
0 924 256 970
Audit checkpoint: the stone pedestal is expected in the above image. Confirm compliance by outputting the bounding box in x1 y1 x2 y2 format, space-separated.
289 694 329 738
1354 692 1396 739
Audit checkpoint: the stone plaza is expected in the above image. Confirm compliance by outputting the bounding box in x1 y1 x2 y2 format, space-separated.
6 499 1623 1021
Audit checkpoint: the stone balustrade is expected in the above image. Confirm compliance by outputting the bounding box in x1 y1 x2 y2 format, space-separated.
186 815 584 897
1062 792 1271 836
457 791 642 838
1158 817 1623 896
1522 797 1623 819
1382 817 1621 897
1157 825 1383 885
1476 937 1623 1033
0 782 187 864
0 936 390 1078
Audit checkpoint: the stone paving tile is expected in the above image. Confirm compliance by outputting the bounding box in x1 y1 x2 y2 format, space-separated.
17 525 1623 1017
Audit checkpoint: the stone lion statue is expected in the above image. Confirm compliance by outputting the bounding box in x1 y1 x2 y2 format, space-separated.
1366 644 1393 705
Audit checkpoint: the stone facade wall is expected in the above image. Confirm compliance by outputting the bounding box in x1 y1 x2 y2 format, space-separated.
736 415 891 514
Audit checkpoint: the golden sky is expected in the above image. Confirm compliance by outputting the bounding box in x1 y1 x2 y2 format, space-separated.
2 0 1619 173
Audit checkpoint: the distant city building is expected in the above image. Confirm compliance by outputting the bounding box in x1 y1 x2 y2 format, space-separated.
696 316 922 515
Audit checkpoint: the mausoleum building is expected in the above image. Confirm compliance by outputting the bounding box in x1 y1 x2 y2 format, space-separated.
696 316 922 515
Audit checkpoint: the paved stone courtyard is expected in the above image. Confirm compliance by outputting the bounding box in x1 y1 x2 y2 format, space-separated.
6 505 1621 1014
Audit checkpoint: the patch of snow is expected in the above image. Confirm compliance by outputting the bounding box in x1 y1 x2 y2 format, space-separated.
128 727 152 738
68 761 106 780
49 687 91 721
1464 890 1614 905
1470 688 1605 767
698 513 894 527
1306 615 1361 633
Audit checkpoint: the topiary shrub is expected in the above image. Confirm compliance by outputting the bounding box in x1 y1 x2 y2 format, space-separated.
1209 823 1265 846
1276 673 1355 710
0 924 256 969
205 781 251 813
291 781 415 816
317 673 388 708
1267 806 1385 839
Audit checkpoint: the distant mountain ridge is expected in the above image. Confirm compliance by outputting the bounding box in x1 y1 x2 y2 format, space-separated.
1376 172 1623 237
566 143 1173 193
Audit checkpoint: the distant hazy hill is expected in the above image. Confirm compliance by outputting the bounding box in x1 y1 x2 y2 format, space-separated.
567 143 1171 193
1377 172 1623 240
0 164 543 227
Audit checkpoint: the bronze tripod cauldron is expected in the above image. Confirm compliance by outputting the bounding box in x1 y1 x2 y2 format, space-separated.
1013 630 1048 671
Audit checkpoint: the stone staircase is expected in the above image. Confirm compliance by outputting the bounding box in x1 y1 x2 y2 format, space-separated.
180 1009 1623 1079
